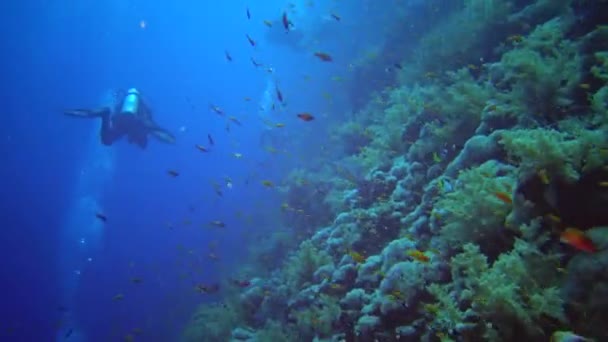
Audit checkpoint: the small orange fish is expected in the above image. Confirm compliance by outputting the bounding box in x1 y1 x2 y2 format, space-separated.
406 249 430 263
195 145 209 152
493 191 512 204
313 52 332 61
560 228 597 253
167 170 179 177
297 113 315 121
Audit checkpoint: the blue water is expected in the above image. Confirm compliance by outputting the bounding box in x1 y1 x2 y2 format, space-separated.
0 0 413 340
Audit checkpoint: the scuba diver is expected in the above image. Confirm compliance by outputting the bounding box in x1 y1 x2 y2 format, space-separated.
64 88 176 149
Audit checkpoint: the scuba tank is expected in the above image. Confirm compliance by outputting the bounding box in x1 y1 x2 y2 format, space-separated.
120 88 140 116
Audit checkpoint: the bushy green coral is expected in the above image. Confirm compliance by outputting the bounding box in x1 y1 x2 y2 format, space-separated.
256 320 294 342
591 51 608 81
182 298 243 342
292 294 341 339
407 69 495 162
283 240 332 292
435 160 515 247
330 120 372 156
349 145 392 174
499 126 607 182
428 240 565 340
404 0 511 79
591 85 608 122
434 68 496 123
495 17 582 115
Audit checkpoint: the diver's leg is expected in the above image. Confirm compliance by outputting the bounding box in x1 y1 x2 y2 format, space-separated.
149 127 176 144
99 112 119 146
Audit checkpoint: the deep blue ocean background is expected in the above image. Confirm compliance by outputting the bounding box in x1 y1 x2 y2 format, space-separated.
0 0 432 340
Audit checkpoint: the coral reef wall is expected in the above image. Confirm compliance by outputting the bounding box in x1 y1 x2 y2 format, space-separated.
183 1 608 341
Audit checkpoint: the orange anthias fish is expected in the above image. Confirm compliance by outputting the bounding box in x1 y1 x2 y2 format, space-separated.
406 249 430 263
348 250 366 263
493 191 512 204
297 113 315 121
314 52 332 61
560 228 597 253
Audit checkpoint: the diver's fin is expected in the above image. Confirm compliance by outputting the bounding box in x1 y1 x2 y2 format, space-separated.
150 128 176 144
64 108 109 118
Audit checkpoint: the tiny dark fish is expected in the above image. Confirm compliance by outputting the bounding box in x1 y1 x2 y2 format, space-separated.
276 88 284 102
64 328 73 339
197 283 220 294
207 133 214 146
167 170 179 177
314 52 332 62
330 13 341 21
210 104 224 116
245 34 256 47
394 63 403 70
229 116 243 126
95 213 107 222
209 220 226 228
224 50 232 62
195 144 209 152
251 57 263 67
297 113 315 121
246 7 251 19
282 12 290 31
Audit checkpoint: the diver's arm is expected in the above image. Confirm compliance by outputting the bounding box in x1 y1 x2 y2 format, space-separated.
64 107 111 118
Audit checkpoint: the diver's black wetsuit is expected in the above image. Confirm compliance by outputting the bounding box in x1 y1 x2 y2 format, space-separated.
65 91 175 149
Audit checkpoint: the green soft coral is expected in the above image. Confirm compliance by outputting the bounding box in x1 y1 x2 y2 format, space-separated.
591 51 608 81
404 0 511 79
428 241 565 340
292 294 341 339
182 298 243 342
496 17 582 115
283 240 332 292
255 320 294 342
499 126 607 182
435 160 516 247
